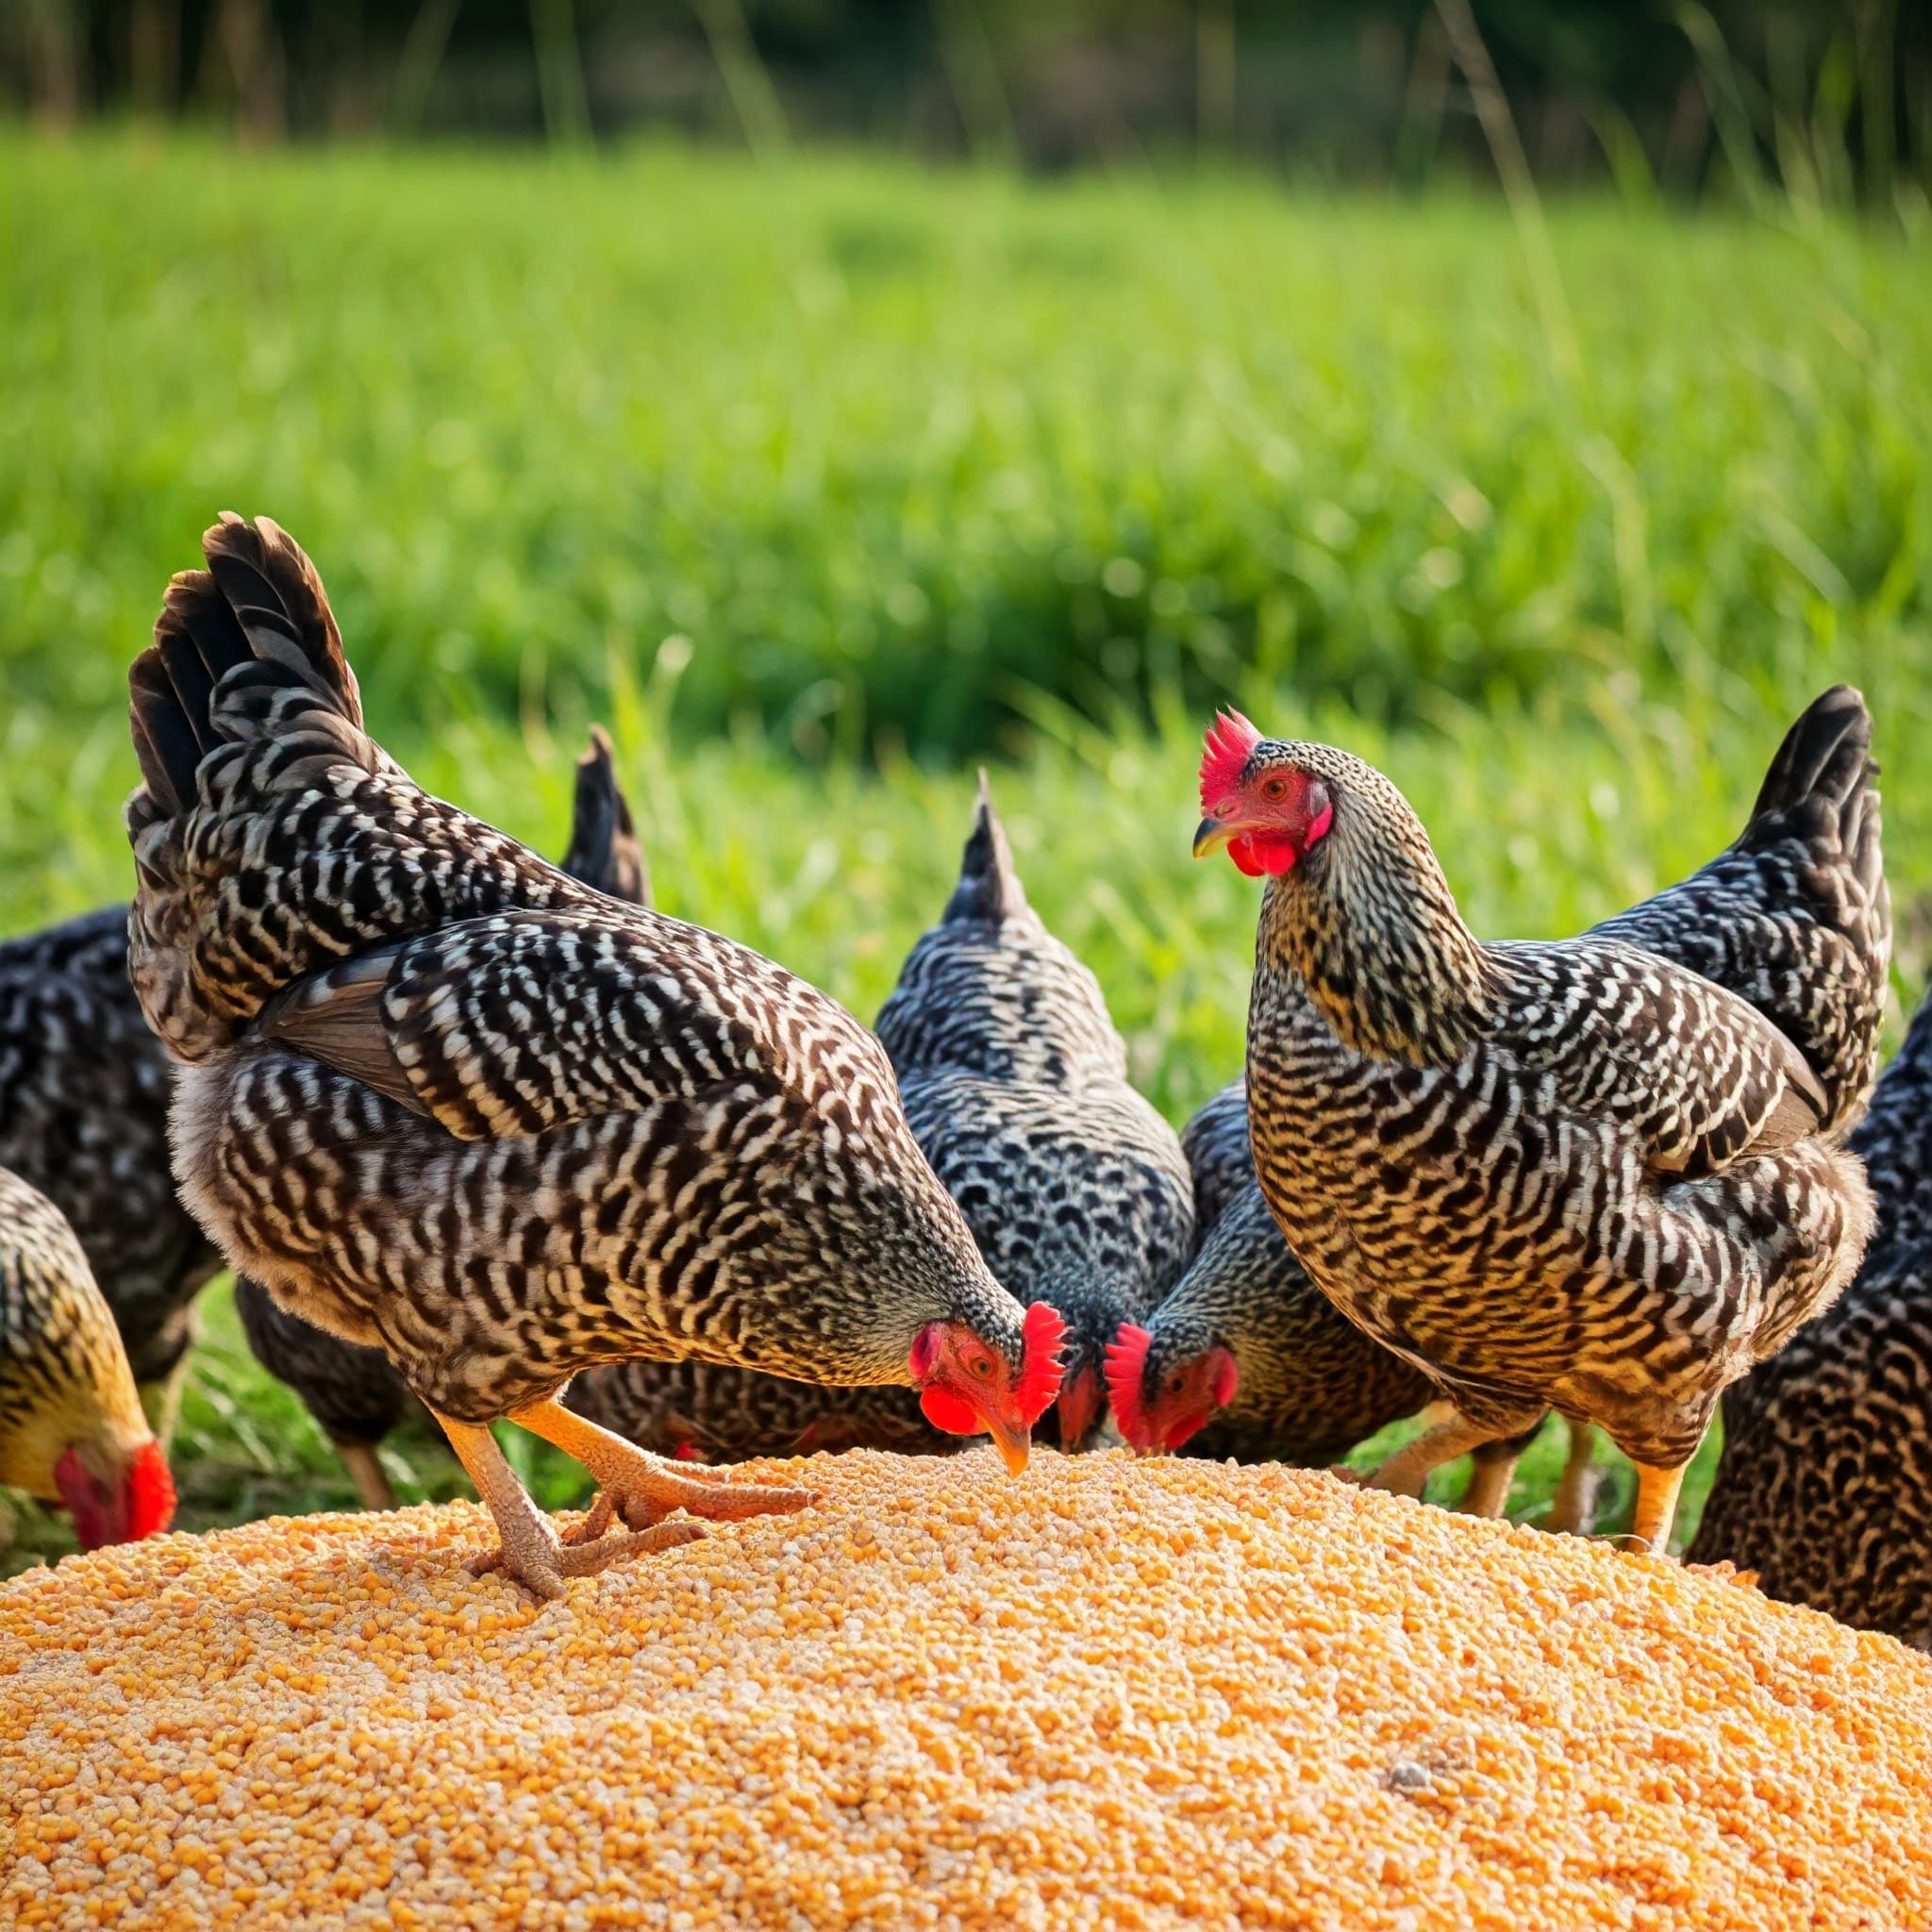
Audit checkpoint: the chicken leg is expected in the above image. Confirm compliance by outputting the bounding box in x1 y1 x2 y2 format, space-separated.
1369 1410 1523 1502
434 1410 709 1602
1625 1460 1689 1557
1542 1422 1599 1538
337 1441 400 1513
1457 1441 1520 1519
508 1396 818 1535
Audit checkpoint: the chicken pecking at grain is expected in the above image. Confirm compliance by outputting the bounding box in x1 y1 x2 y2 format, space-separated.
0 1165 175 1549
1190 692 1887 1557
125 514 1063 1598
873 776 1196 1449
230 725 651 1512
1114 690 1890 1542
0 908 222 1415
1689 979 1932 1640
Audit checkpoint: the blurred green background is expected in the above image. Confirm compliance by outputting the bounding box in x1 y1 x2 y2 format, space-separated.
0 2 1928 1564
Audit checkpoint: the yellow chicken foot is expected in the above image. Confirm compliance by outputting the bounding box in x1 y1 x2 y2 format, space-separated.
433 1410 704 1602
507 1397 819 1533
1368 1411 1518 1502
1625 1459 1690 1557
1542 1422 1599 1538
336 1441 399 1513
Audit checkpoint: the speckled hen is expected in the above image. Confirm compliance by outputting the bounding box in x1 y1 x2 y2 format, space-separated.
1114 690 1890 1545
0 908 221 1406
125 514 1063 1597
1690 981 1932 1640
873 776 1195 1448
0 1165 175 1549
1191 691 1887 1557
230 725 645 1511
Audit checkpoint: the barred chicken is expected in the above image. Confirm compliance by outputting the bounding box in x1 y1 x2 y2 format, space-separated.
125 514 1063 1598
0 908 221 1410
1191 691 1888 1556
231 726 649 1511
1115 690 1889 1541
0 1165 175 1549
873 776 1196 1448
1690 981 1932 1639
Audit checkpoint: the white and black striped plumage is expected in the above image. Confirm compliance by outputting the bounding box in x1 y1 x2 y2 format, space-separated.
1115 691 1892 1490
1690 984 1932 1641
0 1165 175 1548
125 515 1061 1595
228 726 649 1508
1193 691 1887 1555
872 778 1196 1448
0 908 221 1391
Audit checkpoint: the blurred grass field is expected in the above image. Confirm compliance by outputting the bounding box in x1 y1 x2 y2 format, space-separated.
1 133 1927 1566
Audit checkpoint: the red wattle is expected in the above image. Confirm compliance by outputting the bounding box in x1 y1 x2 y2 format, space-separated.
919 1386 982 1436
127 1441 176 1541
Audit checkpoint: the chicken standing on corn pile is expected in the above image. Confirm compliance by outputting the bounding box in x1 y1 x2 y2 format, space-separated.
125 514 1064 1598
0 1165 175 1549
231 726 648 1511
1115 690 1890 1539
0 908 222 1413
1191 690 1889 1556
1690 982 1932 1641
873 777 1196 1449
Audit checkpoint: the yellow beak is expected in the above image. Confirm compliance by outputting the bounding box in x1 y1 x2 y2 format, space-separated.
985 1414 1032 1476
1192 816 1235 859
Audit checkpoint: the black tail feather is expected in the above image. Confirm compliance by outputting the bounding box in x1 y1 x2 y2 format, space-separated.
941 770 1027 925
560 726 649 907
1743 685 1873 836
128 514 358 830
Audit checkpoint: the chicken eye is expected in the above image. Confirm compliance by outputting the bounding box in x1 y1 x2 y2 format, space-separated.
1262 776 1287 800
968 1355 993 1380
1167 1373 1187 1397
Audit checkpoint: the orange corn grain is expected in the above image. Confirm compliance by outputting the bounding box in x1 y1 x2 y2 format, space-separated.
2 1449 1930 1929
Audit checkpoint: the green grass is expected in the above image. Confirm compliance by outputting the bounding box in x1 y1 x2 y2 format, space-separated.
0 134 1926 1573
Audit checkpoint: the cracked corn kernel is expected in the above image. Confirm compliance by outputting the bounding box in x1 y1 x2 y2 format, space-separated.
4 1449 1932 1931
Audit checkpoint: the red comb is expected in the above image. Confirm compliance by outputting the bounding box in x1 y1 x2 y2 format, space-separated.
1199 710 1261 814
1103 1323 1155 1452
128 1440 176 1541
1015 1302 1067 1427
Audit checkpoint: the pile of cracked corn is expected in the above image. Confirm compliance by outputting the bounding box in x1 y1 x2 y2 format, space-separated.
5 1451 1931 1932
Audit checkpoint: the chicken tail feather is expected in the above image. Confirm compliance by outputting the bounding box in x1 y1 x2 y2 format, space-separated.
941 770 1027 925
560 726 649 908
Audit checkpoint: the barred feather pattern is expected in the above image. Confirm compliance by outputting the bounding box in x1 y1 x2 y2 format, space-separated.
1239 736 1876 1470
132 517 1024 1430
0 907 220 1385
1690 988 1932 1643
874 782 1195 1441
0 1165 151 1500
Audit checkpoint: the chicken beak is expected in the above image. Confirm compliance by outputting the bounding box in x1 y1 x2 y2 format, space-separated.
1192 816 1235 859
985 1414 1032 1476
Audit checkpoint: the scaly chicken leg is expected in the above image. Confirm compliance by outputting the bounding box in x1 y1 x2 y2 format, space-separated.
434 1410 709 1601
509 1397 818 1535
1626 1460 1689 1557
1543 1422 1599 1537
1368 1411 1520 1501
337 1441 399 1514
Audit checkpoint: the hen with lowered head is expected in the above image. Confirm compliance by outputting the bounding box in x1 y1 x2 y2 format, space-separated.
874 777 1195 1449
0 1165 176 1551
231 725 647 1511
125 515 1063 1597
1117 689 1887 1541
1191 692 1886 1556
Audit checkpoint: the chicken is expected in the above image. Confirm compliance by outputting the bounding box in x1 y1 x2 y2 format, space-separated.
229 725 649 1511
873 776 1196 1448
125 514 1063 1598
1689 982 1932 1640
0 1165 176 1549
0 908 221 1416
1190 691 1887 1557
1113 690 1890 1543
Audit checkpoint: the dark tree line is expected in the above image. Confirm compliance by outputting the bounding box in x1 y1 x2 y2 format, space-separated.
5 2 1926 199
